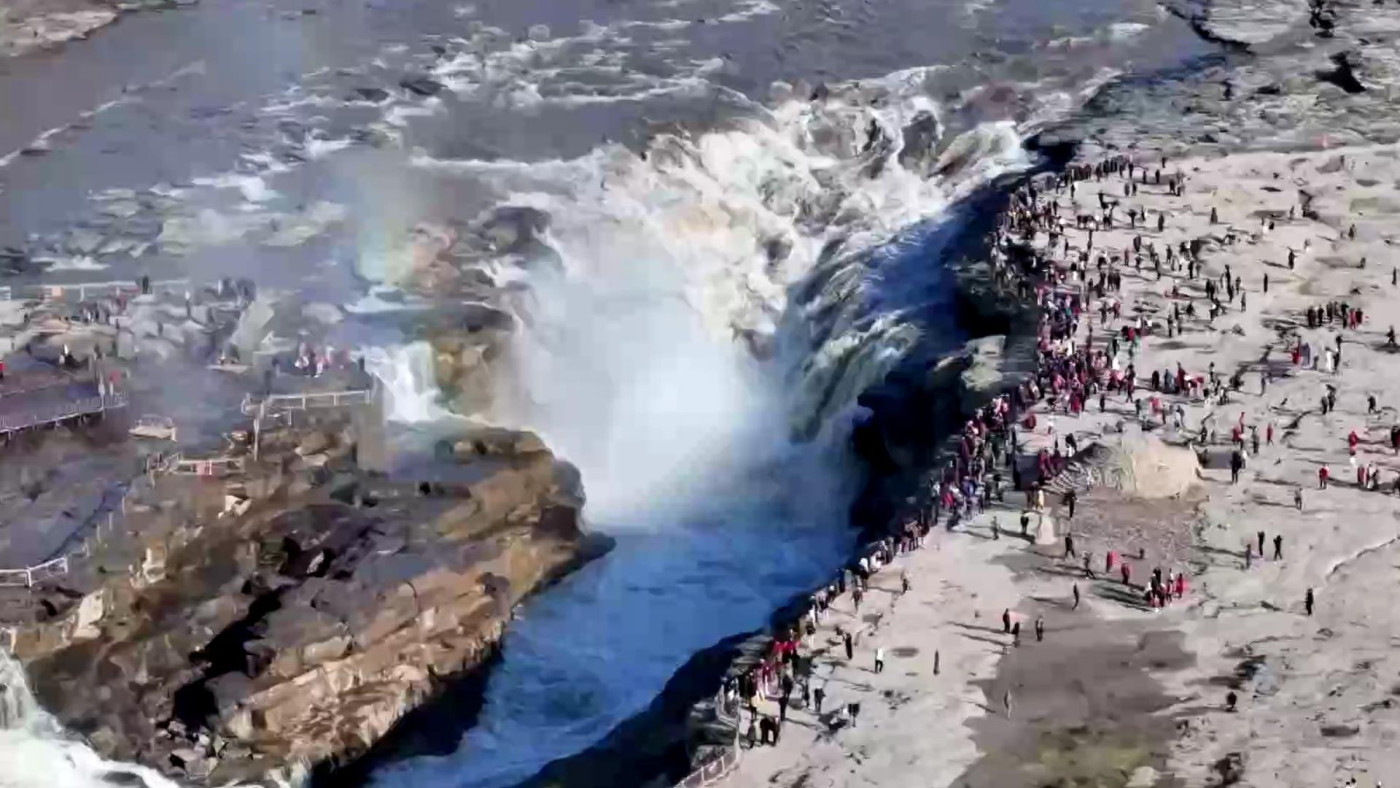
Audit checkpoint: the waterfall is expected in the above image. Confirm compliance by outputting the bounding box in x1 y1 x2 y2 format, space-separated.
0 651 184 788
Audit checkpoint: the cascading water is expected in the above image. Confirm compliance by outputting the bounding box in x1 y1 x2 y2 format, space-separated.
363 342 454 424
0 653 184 788
370 76 1033 788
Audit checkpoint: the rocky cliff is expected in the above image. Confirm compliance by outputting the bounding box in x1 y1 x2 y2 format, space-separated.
8 410 608 786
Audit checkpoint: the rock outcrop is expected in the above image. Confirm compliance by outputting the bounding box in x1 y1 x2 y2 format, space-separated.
1167 0 1311 51
9 411 608 786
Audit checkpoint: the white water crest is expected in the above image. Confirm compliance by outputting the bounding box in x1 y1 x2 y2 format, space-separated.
0 652 184 788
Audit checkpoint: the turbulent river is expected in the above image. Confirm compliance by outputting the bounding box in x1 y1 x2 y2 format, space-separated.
0 0 1210 785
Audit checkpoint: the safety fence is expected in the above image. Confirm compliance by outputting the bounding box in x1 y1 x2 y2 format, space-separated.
674 688 743 788
0 278 192 304
0 485 126 589
162 454 246 477
241 388 373 416
676 749 740 788
0 391 129 437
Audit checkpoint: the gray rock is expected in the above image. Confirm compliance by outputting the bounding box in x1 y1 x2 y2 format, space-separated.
228 295 276 359
1169 0 1310 50
353 87 391 103
399 76 445 97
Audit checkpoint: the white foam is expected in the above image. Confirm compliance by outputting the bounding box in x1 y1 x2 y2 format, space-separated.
35 255 109 271
343 286 433 314
716 0 780 23
385 98 443 127
190 172 279 202
1109 21 1150 40
0 652 185 788
306 137 353 158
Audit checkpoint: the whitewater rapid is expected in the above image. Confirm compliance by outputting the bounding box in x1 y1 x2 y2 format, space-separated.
0 653 185 788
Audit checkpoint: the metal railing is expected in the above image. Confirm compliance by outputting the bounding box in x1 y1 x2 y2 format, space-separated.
676 743 741 788
674 687 743 788
1 278 192 304
241 389 373 416
0 460 137 590
0 508 119 589
0 391 128 436
164 455 246 477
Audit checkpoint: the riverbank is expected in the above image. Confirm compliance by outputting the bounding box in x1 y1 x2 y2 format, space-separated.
0 0 190 58
714 142 1400 788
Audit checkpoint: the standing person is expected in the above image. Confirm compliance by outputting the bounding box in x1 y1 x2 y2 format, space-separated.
874 647 885 674
1305 587 1315 616
1294 487 1303 511
1064 488 1077 519
844 631 854 660
1072 583 1081 610
1273 534 1284 560
1011 620 1022 647
1002 608 1012 634
1034 616 1045 642
813 685 825 714
758 716 774 745
1003 688 1014 717
1065 533 1077 559
848 701 862 728
1320 464 1331 489
1257 531 1266 557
